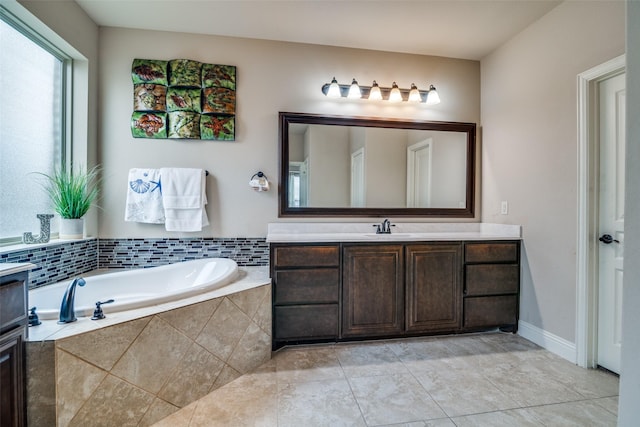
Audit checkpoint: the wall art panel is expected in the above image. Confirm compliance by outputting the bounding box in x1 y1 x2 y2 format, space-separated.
131 58 236 141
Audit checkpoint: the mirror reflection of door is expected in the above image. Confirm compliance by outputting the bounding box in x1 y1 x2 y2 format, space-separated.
288 160 308 207
350 148 365 207
407 139 432 208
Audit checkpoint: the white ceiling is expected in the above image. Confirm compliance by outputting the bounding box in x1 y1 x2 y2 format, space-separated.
74 0 562 60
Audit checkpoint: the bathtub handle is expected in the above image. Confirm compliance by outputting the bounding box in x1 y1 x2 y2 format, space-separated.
91 299 115 320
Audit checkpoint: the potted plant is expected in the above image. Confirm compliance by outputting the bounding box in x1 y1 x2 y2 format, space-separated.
38 164 101 239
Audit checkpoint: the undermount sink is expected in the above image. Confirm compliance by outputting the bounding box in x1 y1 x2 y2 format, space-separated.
363 233 419 238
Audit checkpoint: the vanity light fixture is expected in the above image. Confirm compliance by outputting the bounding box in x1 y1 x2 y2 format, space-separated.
347 78 362 99
408 83 421 103
321 78 440 104
327 77 342 98
425 84 441 105
388 82 402 102
369 80 383 100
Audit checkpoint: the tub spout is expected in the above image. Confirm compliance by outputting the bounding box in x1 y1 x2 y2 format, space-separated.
58 277 86 323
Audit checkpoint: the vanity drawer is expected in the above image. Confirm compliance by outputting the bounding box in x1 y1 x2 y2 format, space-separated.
464 295 518 328
272 245 340 268
465 242 519 264
465 264 519 296
274 269 339 304
274 304 339 340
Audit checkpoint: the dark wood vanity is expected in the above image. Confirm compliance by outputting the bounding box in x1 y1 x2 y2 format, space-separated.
0 267 30 427
271 240 520 349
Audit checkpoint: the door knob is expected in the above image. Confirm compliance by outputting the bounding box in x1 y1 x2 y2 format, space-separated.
599 234 620 244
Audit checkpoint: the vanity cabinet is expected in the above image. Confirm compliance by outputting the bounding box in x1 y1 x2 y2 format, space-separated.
271 244 340 347
463 242 520 332
270 239 520 348
0 271 28 427
342 245 404 338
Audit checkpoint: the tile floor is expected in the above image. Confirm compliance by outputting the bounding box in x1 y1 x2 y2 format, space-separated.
153 332 619 426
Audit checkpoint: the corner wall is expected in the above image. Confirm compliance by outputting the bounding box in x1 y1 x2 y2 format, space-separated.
480 1 625 343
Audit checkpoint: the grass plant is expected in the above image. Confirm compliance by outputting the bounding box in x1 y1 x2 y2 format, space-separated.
38 164 101 219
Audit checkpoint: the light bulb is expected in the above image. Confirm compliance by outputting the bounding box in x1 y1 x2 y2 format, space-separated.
327 77 341 98
368 80 383 100
408 83 421 103
388 82 402 102
347 78 361 99
425 85 441 105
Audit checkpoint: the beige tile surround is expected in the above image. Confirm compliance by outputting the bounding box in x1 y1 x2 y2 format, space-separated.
26 284 271 427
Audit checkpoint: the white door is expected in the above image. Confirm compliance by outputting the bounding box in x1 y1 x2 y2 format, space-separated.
597 72 626 374
351 148 365 207
406 139 432 208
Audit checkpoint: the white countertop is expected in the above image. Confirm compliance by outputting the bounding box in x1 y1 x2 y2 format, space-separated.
266 222 521 243
0 262 36 277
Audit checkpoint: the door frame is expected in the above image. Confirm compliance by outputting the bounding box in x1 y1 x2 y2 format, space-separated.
576 54 625 368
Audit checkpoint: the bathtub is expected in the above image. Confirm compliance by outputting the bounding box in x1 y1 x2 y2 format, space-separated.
29 258 239 320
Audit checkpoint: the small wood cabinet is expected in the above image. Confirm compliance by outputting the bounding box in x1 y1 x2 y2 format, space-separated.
271 240 520 348
0 271 28 427
463 242 520 332
271 244 340 347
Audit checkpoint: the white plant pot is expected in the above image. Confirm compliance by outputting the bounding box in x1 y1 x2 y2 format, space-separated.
60 218 84 239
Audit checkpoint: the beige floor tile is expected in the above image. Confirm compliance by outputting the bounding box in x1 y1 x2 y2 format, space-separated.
385 336 455 371
277 378 366 426
152 401 197 427
349 373 446 425
275 345 345 383
150 333 620 426
188 369 278 427
525 358 620 399
335 341 408 378
594 396 619 415
413 360 520 417
482 362 585 407
522 400 618 426
451 408 544 426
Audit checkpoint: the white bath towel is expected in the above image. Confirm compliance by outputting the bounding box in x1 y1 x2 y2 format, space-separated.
160 168 209 232
124 168 165 224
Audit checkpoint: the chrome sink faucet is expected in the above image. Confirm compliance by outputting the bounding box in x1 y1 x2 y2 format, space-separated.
374 218 394 234
58 277 86 324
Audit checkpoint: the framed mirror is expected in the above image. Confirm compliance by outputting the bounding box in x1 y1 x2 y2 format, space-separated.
279 112 476 217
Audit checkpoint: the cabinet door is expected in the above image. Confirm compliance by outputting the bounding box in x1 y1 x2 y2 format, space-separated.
342 245 404 338
406 244 462 332
1 328 25 427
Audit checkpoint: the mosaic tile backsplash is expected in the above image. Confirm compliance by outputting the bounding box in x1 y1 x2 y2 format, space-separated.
98 238 268 268
1 239 98 289
1 237 269 289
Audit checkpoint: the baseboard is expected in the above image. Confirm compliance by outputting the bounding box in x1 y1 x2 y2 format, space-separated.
517 320 577 363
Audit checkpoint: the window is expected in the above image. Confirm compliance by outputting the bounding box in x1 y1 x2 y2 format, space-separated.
0 9 70 244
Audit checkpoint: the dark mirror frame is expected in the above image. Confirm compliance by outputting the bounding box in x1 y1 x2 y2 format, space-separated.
278 112 476 218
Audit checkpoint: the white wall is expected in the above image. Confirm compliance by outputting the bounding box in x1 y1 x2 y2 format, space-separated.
480 1 625 343
98 27 480 237
618 1 640 423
